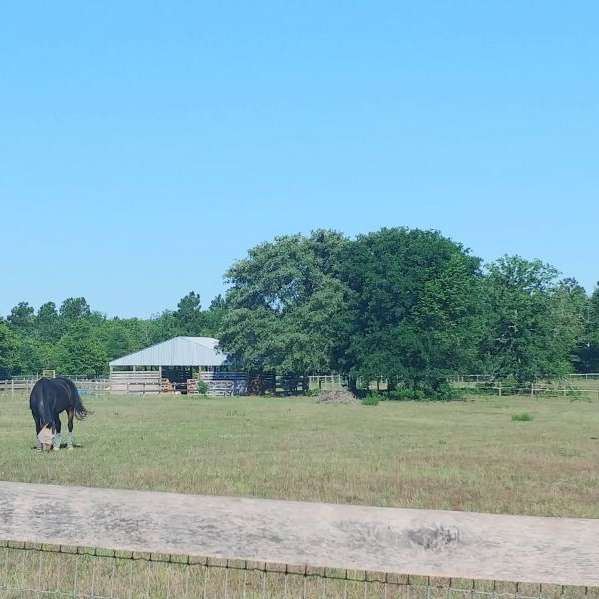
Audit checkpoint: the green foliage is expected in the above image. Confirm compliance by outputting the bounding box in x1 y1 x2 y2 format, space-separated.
2 229 596 386
219 230 350 375
54 321 108 377
479 256 583 384
35 302 61 343
7 302 35 332
1 289 220 377
575 284 599 372
196 380 209 395
204 295 227 337
14 337 55 374
175 292 205 335
362 393 380 405
60 297 91 323
386 387 427 401
338 228 483 395
512 412 534 422
0 320 18 377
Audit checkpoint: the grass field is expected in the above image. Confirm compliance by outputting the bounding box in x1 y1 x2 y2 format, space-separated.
2 394 599 518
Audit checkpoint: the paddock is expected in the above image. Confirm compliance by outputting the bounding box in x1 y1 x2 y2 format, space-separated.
3 393 599 596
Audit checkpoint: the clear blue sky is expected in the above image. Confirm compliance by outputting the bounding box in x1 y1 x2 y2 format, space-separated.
1 2 598 318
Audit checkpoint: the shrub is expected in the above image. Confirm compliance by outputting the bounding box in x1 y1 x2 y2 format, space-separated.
387 388 426 401
196 380 209 396
386 384 460 401
512 412 533 422
362 393 381 406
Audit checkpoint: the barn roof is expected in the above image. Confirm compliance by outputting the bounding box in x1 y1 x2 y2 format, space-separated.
109 336 228 367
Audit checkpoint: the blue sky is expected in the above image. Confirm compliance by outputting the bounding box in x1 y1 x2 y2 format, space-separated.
1 2 598 317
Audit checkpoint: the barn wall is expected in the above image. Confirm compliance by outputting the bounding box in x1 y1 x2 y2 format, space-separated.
110 370 161 394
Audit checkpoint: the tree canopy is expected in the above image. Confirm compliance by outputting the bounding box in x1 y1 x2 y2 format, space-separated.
1 227 595 394
479 256 584 384
219 230 349 375
336 228 483 396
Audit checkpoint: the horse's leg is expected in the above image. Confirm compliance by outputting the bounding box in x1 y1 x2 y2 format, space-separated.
34 417 42 450
53 414 62 451
66 409 74 449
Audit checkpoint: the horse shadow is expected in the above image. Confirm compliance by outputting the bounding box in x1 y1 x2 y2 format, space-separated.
31 443 84 450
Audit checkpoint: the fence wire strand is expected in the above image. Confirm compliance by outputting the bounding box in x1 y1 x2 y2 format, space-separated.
0 542 596 599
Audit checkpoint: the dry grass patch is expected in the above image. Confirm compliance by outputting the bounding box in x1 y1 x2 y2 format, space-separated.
2 394 599 517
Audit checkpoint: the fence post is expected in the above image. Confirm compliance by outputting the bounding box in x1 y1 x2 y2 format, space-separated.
530 384 534 398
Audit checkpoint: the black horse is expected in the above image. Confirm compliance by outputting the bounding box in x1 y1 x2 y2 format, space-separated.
30 376 89 450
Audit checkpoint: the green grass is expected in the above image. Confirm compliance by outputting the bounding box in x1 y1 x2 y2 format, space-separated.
3 394 599 517
511 412 534 422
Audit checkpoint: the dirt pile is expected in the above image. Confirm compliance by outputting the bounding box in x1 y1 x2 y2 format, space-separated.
316 389 360 405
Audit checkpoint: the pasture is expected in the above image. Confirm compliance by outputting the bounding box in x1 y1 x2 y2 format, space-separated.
2 394 599 518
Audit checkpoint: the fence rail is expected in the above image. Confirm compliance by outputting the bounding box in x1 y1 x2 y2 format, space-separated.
452 374 599 383
1 540 595 599
0 378 110 398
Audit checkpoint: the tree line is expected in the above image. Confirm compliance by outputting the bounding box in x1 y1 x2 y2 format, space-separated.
0 294 226 380
1 227 598 396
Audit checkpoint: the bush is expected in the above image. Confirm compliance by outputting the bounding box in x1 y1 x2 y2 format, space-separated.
196 380 209 396
387 388 426 401
305 388 320 397
512 412 533 422
386 384 460 401
362 393 381 406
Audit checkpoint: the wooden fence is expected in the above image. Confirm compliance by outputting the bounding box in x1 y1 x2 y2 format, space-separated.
109 371 162 395
0 378 110 398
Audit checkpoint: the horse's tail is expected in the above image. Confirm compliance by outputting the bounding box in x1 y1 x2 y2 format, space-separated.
56 376 92 420
72 388 91 420
73 395 89 419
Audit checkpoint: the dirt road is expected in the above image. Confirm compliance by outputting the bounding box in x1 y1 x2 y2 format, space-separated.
1 481 598 585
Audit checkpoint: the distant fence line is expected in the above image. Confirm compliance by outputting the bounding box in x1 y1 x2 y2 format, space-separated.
451 374 599 383
2 372 599 400
0 377 110 398
1 539 596 599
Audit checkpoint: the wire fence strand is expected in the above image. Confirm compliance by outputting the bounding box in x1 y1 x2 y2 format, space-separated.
0 541 596 599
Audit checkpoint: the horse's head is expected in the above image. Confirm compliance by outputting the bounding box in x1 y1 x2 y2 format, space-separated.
37 427 54 451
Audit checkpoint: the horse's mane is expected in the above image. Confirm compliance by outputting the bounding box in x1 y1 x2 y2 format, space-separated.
29 378 57 428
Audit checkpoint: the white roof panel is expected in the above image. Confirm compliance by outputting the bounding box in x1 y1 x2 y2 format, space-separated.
109 336 228 367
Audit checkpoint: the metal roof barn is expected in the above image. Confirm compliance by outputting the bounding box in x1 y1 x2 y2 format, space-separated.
109 336 228 368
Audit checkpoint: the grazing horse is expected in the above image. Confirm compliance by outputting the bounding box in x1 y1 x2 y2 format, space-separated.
30 377 89 450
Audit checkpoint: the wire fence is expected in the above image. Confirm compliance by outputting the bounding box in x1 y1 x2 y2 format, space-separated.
0 540 596 599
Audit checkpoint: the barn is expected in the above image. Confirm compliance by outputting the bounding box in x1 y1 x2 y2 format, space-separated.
109 336 246 395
